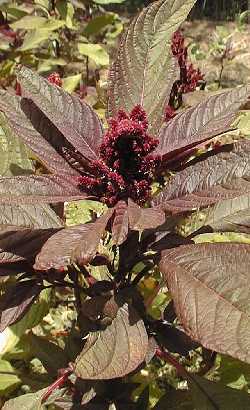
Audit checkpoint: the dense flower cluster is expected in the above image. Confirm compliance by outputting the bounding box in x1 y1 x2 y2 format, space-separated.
165 30 204 122
47 72 63 87
78 106 160 206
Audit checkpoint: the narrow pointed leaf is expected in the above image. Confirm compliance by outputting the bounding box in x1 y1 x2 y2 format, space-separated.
155 85 250 159
152 141 250 213
0 92 78 175
128 198 165 230
35 210 113 270
159 243 250 364
112 201 129 245
74 298 148 379
0 175 85 204
0 280 42 331
17 66 103 161
108 0 198 134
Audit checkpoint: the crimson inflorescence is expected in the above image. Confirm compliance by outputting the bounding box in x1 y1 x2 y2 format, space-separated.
47 72 63 87
78 106 160 206
165 30 204 122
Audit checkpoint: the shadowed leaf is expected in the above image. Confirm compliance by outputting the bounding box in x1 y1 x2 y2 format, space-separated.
2 388 48 410
0 280 42 332
112 201 129 245
152 141 250 213
0 92 78 175
0 226 59 264
17 66 103 161
0 175 85 204
159 243 250 364
108 0 198 134
189 375 250 409
155 85 250 159
74 298 148 379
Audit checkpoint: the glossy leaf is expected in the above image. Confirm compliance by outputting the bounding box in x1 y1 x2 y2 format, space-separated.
108 0 198 134
16 66 103 161
155 85 250 159
159 243 250 363
0 92 78 175
0 174 85 204
74 298 148 379
112 201 129 245
0 280 42 332
152 141 250 213
189 375 250 409
0 359 21 395
128 199 165 231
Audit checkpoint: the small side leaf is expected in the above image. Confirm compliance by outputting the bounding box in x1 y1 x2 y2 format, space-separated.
112 201 129 245
128 198 165 231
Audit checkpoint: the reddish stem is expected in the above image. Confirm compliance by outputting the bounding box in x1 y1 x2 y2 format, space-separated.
41 368 72 403
155 348 189 380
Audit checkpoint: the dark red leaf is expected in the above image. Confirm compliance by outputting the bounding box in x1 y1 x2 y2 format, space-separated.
159 243 250 364
155 85 250 160
0 92 78 175
0 175 85 204
152 141 250 213
0 225 60 264
17 66 103 161
34 210 113 270
0 280 42 331
127 199 165 230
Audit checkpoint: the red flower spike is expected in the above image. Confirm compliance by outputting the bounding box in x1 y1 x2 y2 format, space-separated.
47 72 62 87
78 106 159 206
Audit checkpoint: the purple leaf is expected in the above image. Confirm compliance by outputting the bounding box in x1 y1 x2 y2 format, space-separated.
112 201 129 246
152 141 250 213
155 85 250 160
16 66 103 161
74 297 148 379
0 175 86 204
0 92 78 175
0 280 42 331
127 199 165 230
159 243 250 364
0 225 60 264
34 210 113 270
108 0 198 134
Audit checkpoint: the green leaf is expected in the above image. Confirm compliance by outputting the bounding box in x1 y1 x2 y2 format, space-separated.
0 112 33 177
10 16 47 30
93 0 126 3
56 0 75 29
84 14 115 36
38 58 67 73
62 73 82 93
219 355 250 389
0 359 21 396
19 28 57 51
78 43 109 66
108 0 197 134
2 387 47 410
189 376 250 410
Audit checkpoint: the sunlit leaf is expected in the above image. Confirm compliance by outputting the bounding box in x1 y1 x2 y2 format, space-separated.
74 298 148 379
159 243 250 363
78 43 109 66
108 0 198 134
